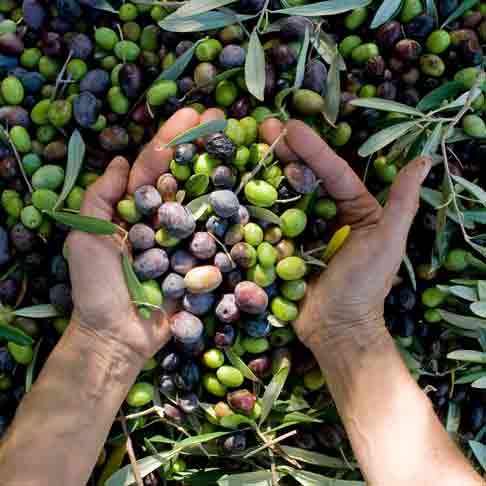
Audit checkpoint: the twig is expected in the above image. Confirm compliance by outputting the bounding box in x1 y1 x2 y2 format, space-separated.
244 430 297 459
51 50 73 101
119 411 143 486
125 406 165 421
236 129 287 195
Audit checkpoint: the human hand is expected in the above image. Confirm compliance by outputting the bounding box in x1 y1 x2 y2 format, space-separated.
260 119 431 352
67 108 223 362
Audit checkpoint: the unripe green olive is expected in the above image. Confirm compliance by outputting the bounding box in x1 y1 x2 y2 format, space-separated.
462 114 486 138
351 43 379 64
292 89 325 114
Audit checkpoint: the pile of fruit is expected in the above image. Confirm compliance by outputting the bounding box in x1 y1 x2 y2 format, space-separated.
1 0 486 484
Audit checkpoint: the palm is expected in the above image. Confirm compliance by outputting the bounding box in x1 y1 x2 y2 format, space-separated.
67 108 215 359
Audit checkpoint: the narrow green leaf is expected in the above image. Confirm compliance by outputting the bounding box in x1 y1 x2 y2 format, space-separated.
442 0 480 27
247 206 282 226
156 40 201 83
438 309 486 331
185 174 209 198
451 175 486 206
478 281 486 300
421 122 443 157
294 27 310 89
420 189 474 229
275 0 371 16
358 121 416 157
310 33 346 71
245 30 266 101
469 440 486 472
175 431 229 450
446 401 461 439
260 366 289 425
186 194 210 220
447 350 486 363
148 435 176 445
370 0 402 28
350 97 423 116
403 254 416 291
437 285 477 301
471 302 486 318
396 342 421 371
472 376 486 389
275 87 295 120
464 210 486 225
323 54 340 124
283 411 322 424
416 81 466 112
25 338 42 393
175 0 237 17
159 11 254 32
186 67 242 94
122 254 149 311
13 304 59 318
91 0 118 13
226 347 261 382
289 469 365 486
456 370 486 384
425 0 439 26
280 446 348 468
44 211 118 235
165 119 228 147
55 130 85 210
218 471 276 486
0 323 33 346
106 452 174 486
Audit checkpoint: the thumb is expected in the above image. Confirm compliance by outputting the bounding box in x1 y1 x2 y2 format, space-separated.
381 156 432 250
81 156 130 221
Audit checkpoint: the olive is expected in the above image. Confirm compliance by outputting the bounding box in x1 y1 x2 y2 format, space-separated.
171 250 197 276
234 281 268 314
170 311 204 345
23 0 47 30
209 190 240 218
156 202 196 239
219 44 246 68
227 389 256 415
190 232 217 260
73 92 101 128
80 69 110 96
279 16 313 40
462 114 486 138
183 291 215 316
204 133 236 163
0 227 9 265
292 89 325 114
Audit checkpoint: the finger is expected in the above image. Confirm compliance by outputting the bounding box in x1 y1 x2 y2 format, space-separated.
259 118 299 163
81 156 129 220
128 108 200 193
285 120 374 202
200 107 225 124
382 156 432 249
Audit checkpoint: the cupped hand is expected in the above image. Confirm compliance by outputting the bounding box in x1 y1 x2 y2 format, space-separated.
260 119 431 351
67 107 225 361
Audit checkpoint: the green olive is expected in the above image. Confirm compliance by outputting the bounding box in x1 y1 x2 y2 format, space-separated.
216 365 244 387
276 256 307 280
203 348 225 369
462 114 486 138
344 7 368 30
1 75 24 105
351 43 379 63
117 199 142 223
421 287 447 308
280 279 307 301
303 367 325 391
203 373 227 397
257 242 278 268
241 336 270 354
271 296 299 322
292 89 325 114
32 165 65 191
280 208 307 238
147 80 178 106
339 35 362 58
401 0 423 23
126 382 154 407
244 222 264 247
10 126 31 153
95 26 119 50
244 180 278 207
7 342 33 365
443 249 469 272
20 205 42 229
426 30 451 54
32 188 58 211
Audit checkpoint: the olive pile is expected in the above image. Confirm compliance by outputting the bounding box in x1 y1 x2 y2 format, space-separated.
0 0 485 482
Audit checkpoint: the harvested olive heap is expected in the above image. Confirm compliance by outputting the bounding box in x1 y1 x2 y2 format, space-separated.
2 0 486 483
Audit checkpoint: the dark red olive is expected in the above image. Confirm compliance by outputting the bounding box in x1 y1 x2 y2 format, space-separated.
119 63 143 99
376 21 403 49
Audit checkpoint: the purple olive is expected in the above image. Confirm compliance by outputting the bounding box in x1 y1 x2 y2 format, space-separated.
215 293 240 323
171 250 197 276
133 248 169 281
183 291 215 316
162 272 186 299
156 202 196 239
128 223 155 251
235 281 268 314
170 311 204 345
134 185 162 216
189 232 217 260
284 162 317 194
227 389 256 414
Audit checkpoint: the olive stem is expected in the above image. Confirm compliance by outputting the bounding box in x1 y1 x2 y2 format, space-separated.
119 411 144 486
51 50 74 102
244 430 298 459
124 406 166 421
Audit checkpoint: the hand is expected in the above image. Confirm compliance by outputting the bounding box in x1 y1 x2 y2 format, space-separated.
67 107 224 361
260 119 431 351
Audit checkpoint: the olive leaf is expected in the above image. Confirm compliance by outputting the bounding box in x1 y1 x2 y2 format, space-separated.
358 121 416 157
350 97 423 117
245 29 266 102
275 0 371 16
156 39 202 83
447 350 486 363
0 323 33 346
44 211 119 235
175 0 237 17
275 87 295 120
217 471 276 486
280 446 348 469
446 128 471 144
455 370 486 384
425 0 439 26
185 174 210 198
469 440 486 472
472 376 486 389
13 304 59 318
323 53 340 124
442 0 480 28
446 401 461 439
369 0 402 28
438 309 486 331
186 194 210 220
91 0 118 13
260 365 289 425
421 122 443 157
159 11 254 32
478 281 486 300
247 206 282 226
464 210 486 225
25 338 42 393
54 129 86 210
416 81 466 112
288 469 365 486
402 254 416 291
164 119 228 147
225 347 261 383
121 253 151 319
420 188 473 229
437 285 477 301
313 32 346 71
471 302 486 318
294 27 310 89
451 175 486 206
